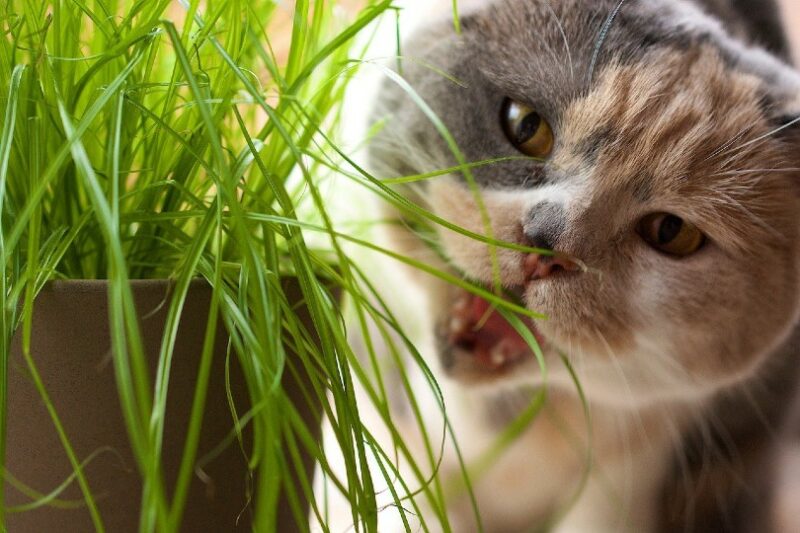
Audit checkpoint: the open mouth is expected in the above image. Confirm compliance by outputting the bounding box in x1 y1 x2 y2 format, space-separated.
443 287 545 373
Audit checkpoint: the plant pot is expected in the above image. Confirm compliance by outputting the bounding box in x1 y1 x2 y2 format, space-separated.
5 279 323 532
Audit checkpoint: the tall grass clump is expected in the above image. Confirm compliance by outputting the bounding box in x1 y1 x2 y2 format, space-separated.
0 0 574 530
0 0 424 530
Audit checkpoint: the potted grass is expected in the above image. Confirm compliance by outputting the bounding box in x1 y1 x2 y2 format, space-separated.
0 0 429 531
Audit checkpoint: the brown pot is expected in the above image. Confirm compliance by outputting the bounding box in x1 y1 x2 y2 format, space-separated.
5 279 323 532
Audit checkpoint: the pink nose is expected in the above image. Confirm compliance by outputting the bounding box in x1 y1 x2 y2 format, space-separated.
523 253 579 281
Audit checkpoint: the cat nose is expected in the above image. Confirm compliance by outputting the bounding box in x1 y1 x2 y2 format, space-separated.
521 201 577 280
522 202 565 252
523 253 579 282
524 229 555 252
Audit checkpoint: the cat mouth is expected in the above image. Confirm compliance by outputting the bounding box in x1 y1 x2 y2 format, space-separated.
440 287 545 374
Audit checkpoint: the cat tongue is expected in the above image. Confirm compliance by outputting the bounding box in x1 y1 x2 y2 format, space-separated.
449 293 535 369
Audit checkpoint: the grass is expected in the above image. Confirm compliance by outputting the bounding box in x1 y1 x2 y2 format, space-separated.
0 1 574 531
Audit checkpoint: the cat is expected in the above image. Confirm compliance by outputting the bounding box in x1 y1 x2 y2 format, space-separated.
324 1 800 531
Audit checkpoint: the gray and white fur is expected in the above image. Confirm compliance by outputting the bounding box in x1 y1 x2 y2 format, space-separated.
337 1 800 531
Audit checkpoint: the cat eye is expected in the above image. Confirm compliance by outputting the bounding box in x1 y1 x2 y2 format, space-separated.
637 213 706 257
501 98 554 159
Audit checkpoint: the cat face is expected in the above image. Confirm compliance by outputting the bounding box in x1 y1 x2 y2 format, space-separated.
369 0 800 405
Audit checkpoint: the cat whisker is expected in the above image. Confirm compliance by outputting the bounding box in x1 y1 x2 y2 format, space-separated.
635 337 695 392
740 382 778 437
664 412 698 528
723 115 800 157
583 329 666 522
543 0 575 83
689 190 786 247
701 127 752 165
591 326 637 409
710 167 800 177
528 27 568 82
661 409 712 527
586 0 630 88
714 117 799 166
589 330 638 477
684 405 749 520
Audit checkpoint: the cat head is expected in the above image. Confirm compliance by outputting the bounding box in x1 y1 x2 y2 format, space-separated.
368 0 800 406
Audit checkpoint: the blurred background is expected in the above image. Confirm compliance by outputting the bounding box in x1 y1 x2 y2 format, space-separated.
782 0 800 61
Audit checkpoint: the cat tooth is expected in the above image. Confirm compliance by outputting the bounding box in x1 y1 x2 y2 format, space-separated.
490 349 507 367
452 296 469 314
450 317 467 333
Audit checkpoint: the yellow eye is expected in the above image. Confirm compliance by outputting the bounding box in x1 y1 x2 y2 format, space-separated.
637 213 706 257
501 98 554 159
